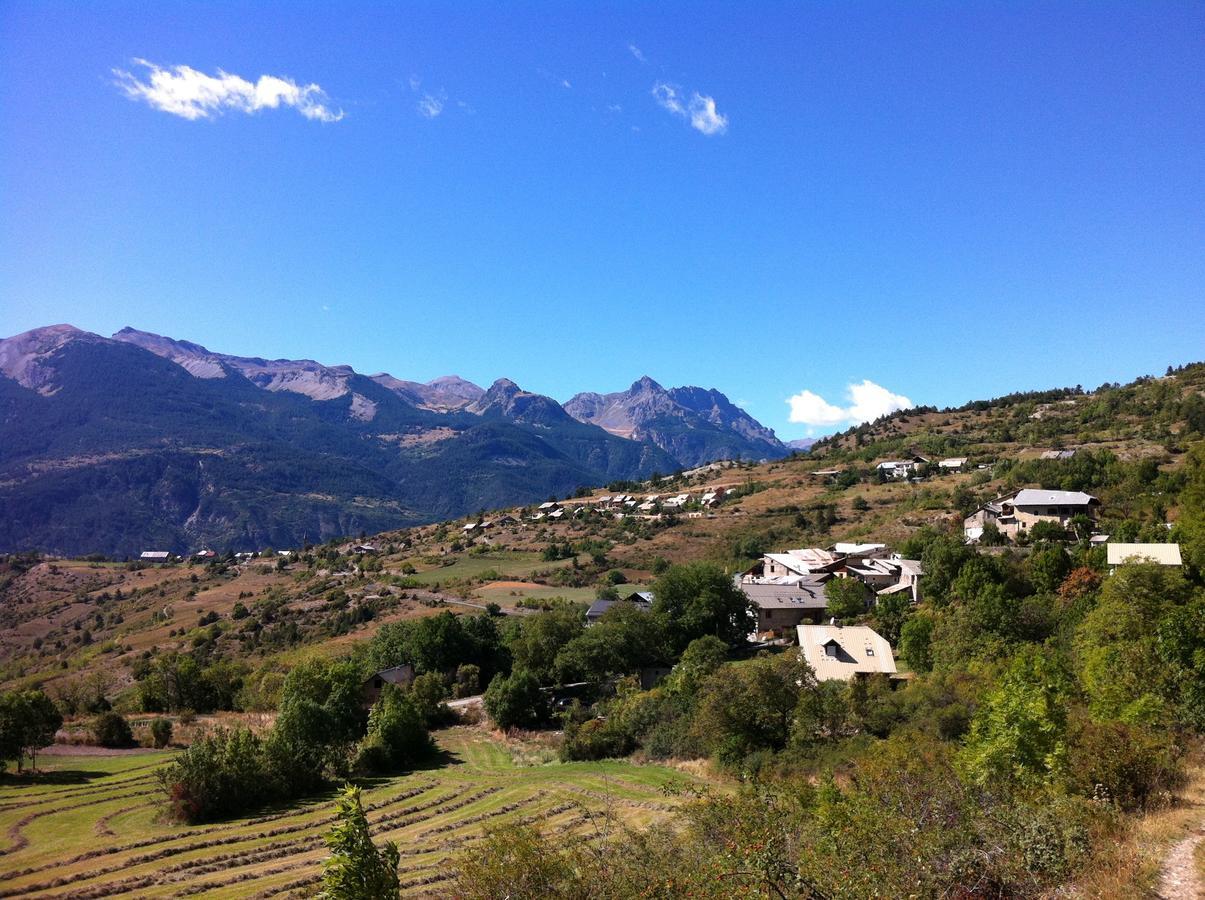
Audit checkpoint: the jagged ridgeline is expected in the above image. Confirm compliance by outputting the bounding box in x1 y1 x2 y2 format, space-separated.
0 326 789 557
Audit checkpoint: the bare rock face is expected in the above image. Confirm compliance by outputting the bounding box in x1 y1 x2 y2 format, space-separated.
111 327 228 379
565 375 786 467
370 373 484 411
0 324 98 395
466 378 574 426
114 327 354 400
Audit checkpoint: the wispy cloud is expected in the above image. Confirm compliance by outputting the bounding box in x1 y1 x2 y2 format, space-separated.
651 80 727 135
417 93 444 118
407 75 461 119
627 43 647 63
561 79 572 89
787 380 913 430
114 59 343 122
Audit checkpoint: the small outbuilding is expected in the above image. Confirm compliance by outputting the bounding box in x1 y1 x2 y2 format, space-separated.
362 665 415 707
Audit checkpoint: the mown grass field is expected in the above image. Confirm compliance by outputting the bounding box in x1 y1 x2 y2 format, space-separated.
0 728 700 899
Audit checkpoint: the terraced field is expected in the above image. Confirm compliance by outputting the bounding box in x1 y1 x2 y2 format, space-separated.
0 729 700 898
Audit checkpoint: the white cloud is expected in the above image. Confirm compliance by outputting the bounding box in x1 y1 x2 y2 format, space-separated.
417 93 444 118
786 380 913 428
786 390 851 428
114 59 343 122
652 81 685 115
687 93 727 135
847 380 913 424
651 81 727 135
628 43 647 63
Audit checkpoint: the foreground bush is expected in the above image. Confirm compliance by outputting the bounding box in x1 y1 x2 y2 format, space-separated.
160 726 274 823
318 785 400 899
456 732 1122 899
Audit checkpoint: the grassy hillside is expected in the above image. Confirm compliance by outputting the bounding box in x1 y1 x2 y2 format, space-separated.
3 361 1203 698
0 726 696 898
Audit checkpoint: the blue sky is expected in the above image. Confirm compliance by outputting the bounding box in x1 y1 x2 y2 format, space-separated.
2 2 1203 439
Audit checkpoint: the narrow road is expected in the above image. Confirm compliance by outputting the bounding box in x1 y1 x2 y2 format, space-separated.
1160 826 1204 899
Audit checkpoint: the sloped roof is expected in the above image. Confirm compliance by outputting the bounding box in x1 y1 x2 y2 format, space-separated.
1106 543 1182 566
1010 489 1098 507
765 553 813 575
368 665 413 685
797 624 897 681
586 595 653 619
742 581 828 609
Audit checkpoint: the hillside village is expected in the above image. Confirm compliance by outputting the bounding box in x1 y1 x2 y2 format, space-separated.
2 363 1204 899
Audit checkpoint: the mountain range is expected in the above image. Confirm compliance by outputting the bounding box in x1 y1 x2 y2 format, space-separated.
0 325 790 556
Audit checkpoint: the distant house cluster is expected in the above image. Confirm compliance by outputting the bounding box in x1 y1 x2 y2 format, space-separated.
457 488 736 534
738 542 923 640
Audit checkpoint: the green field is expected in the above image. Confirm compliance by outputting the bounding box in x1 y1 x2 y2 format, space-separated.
0 729 698 898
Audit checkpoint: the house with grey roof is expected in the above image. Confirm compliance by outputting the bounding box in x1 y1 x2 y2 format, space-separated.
964 489 1099 542
741 578 829 637
586 592 653 626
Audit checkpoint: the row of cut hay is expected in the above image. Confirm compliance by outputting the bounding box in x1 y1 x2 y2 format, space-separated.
0 771 164 813
239 792 572 899
161 787 475 887
166 784 511 898
0 777 438 887
0 780 445 898
1 782 164 855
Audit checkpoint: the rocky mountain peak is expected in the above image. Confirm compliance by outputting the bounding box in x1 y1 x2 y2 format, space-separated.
0 324 98 394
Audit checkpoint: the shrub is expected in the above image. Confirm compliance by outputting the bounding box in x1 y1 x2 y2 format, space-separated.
356 686 430 774
1065 718 1183 810
560 716 633 761
92 712 133 748
149 717 173 748
160 726 272 823
483 670 546 730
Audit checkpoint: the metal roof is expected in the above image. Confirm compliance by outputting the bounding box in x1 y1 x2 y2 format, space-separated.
1010 489 1098 507
1106 543 1182 566
797 624 897 681
742 581 828 609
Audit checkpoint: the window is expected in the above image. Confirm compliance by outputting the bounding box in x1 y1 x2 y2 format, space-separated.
865 647 874 656
825 644 839 658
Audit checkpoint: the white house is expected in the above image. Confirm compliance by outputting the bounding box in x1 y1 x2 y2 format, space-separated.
876 456 929 479
797 624 897 682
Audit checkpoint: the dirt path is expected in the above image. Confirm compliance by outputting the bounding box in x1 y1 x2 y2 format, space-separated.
1160 825 1204 900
